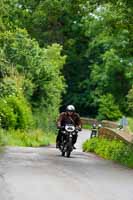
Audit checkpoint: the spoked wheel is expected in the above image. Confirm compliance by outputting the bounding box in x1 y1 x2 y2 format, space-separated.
66 138 72 158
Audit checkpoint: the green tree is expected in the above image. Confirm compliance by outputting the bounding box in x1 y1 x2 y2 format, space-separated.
127 86 133 115
0 0 132 118
98 94 122 120
0 28 66 130
0 29 66 109
80 1 133 115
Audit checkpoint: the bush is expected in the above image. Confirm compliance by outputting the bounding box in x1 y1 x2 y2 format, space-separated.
83 138 99 152
83 137 133 168
33 107 58 133
97 94 122 121
0 30 66 131
0 77 18 97
7 96 34 129
128 117 133 133
0 96 34 129
127 86 133 115
0 99 17 129
0 128 55 147
0 30 66 110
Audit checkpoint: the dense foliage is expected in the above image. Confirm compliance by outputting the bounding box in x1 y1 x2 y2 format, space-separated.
83 137 133 168
0 0 133 141
97 94 122 120
7 0 131 118
127 86 133 115
0 96 33 129
0 28 65 131
128 117 133 133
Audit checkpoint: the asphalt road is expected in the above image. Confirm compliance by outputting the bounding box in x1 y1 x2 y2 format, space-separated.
0 130 133 200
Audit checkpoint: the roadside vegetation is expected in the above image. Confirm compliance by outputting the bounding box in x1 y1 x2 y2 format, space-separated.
0 129 56 147
82 124 92 130
0 0 132 147
128 118 133 134
83 138 133 168
0 30 64 147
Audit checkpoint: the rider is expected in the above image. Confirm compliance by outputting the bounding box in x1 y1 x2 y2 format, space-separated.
91 123 97 138
56 105 82 148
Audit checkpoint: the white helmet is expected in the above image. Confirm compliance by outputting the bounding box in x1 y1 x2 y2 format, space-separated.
66 105 75 112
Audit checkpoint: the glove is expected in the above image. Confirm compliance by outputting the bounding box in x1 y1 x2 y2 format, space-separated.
76 127 82 131
78 127 82 131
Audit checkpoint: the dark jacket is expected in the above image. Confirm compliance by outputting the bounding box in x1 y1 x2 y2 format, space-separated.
57 112 82 127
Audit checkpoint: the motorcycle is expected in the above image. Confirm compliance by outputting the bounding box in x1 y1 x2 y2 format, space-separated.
90 124 102 138
90 124 97 138
59 124 80 158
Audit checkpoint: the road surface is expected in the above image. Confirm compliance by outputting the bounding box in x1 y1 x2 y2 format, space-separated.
0 129 133 200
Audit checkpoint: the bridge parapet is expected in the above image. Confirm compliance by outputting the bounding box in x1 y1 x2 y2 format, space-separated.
81 117 118 128
81 117 133 144
98 127 133 144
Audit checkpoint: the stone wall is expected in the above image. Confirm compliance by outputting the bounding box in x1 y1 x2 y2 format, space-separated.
81 117 100 125
101 120 118 129
81 118 118 128
98 127 133 144
81 117 133 144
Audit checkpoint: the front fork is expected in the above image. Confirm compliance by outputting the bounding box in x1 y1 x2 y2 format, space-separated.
67 134 73 151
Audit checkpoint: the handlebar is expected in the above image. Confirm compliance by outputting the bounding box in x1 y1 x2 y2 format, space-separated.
57 126 82 131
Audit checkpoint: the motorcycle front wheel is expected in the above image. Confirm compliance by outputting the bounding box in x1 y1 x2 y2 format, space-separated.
66 151 71 158
61 151 65 156
66 138 73 157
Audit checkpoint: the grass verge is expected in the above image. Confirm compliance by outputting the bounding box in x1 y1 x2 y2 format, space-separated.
0 129 56 147
83 137 133 168
82 124 92 130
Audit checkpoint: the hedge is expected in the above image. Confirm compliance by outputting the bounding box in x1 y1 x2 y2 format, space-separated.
83 138 133 168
